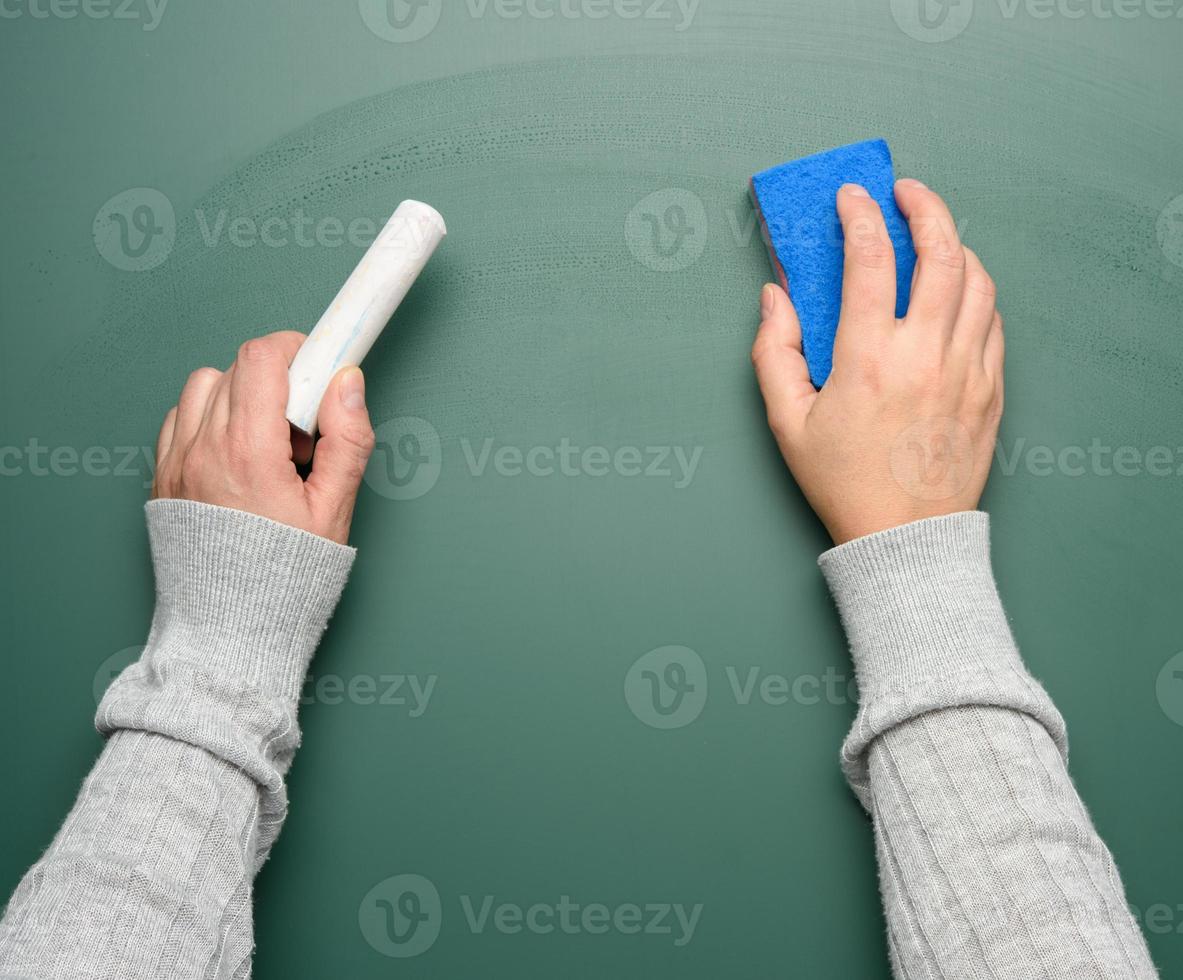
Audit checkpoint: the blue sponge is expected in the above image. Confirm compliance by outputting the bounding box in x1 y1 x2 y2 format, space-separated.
751 139 916 387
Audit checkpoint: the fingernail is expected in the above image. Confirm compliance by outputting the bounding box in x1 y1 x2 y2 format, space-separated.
340 368 365 411
897 178 927 190
761 283 776 318
841 183 870 198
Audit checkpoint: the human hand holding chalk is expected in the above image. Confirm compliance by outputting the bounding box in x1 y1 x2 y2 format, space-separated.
286 200 446 436
152 200 444 544
152 331 374 544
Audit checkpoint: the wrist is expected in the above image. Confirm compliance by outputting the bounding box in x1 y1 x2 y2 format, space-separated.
826 501 980 547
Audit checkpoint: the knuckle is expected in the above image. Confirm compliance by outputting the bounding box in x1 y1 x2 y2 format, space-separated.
906 357 943 395
912 216 963 269
991 342 1006 370
271 330 307 357
238 338 272 362
965 268 996 300
186 366 219 388
178 451 206 489
850 234 895 270
341 422 376 457
909 215 943 249
270 330 306 345
765 409 793 443
928 240 966 272
751 335 774 367
971 380 995 410
845 207 880 230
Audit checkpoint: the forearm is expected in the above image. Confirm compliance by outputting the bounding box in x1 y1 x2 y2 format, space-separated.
0 500 354 980
0 730 262 978
821 512 1157 979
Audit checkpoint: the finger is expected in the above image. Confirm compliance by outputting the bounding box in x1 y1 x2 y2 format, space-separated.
955 247 997 356
305 367 375 542
156 406 178 465
227 332 307 458
172 367 222 451
198 364 234 438
152 406 178 497
752 283 817 437
983 312 1005 381
894 179 964 336
836 184 897 334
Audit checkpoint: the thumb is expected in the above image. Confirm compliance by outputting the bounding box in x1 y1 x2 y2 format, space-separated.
751 283 816 438
306 367 376 543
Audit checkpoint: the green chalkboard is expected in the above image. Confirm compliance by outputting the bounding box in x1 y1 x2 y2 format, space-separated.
1 2 1181 977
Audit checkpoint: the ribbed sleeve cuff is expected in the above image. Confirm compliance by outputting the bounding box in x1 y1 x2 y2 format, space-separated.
137 499 355 700
819 512 1016 695
819 512 1067 806
95 500 356 795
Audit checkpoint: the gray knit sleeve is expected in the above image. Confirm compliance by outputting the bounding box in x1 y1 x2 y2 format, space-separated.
820 512 1158 979
0 499 355 980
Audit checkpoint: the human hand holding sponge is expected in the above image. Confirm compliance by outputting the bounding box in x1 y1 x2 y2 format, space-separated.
750 140 1004 545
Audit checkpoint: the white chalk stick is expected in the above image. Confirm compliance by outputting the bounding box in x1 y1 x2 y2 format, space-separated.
285 200 446 436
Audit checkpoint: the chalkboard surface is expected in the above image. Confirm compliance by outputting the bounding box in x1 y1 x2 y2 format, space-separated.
2 2 1181 977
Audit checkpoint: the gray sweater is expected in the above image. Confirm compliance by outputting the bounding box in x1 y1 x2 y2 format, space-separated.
0 501 1158 978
